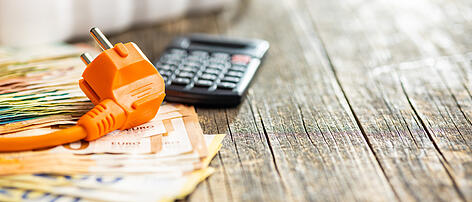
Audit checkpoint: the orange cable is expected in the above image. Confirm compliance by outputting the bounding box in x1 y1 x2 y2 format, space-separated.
0 126 87 152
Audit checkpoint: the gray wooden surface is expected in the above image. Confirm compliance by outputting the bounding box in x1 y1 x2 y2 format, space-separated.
109 0 472 201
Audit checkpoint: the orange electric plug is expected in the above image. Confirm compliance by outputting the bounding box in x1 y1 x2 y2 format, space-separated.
0 28 165 151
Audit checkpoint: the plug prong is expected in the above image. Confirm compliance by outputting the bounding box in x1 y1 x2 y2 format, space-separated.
90 27 113 50
80 53 93 65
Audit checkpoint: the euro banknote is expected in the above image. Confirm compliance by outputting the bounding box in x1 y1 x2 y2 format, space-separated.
0 134 224 202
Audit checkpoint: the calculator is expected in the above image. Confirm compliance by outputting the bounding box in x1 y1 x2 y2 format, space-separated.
154 34 269 106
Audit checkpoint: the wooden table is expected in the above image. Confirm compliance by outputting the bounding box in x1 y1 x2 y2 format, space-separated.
109 0 472 201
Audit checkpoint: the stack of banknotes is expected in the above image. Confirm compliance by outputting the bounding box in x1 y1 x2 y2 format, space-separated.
0 44 224 201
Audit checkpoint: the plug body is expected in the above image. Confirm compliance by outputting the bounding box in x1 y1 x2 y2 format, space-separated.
78 41 165 141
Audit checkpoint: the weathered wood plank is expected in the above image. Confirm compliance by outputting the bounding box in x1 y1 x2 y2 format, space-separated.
302 0 472 200
195 109 232 202
210 0 397 201
397 55 472 199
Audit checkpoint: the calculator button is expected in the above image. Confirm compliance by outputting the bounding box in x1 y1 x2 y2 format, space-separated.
226 71 244 77
177 71 195 78
172 77 190 85
159 64 175 71
159 58 173 64
191 51 209 57
230 66 246 72
186 56 203 62
199 74 218 81
212 52 230 59
158 70 173 77
180 66 199 73
208 63 226 70
204 69 220 75
194 80 213 87
206 67 222 72
222 76 240 83
217 82 237 89
209 58 227 65
182 61 201 68
231 55 251 65
162 60 180 66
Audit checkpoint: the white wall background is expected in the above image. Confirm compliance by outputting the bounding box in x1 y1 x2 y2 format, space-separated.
0 0 235 46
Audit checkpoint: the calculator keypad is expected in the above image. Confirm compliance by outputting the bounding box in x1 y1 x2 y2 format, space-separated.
156 49 252 91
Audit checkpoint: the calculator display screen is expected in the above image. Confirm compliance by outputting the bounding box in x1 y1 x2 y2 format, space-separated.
189 40 248 49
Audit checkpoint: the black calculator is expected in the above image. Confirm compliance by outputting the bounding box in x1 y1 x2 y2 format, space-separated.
154 34 269 106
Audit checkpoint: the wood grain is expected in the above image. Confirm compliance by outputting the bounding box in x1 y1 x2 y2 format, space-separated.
108 0 472 201
301 0 472 200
